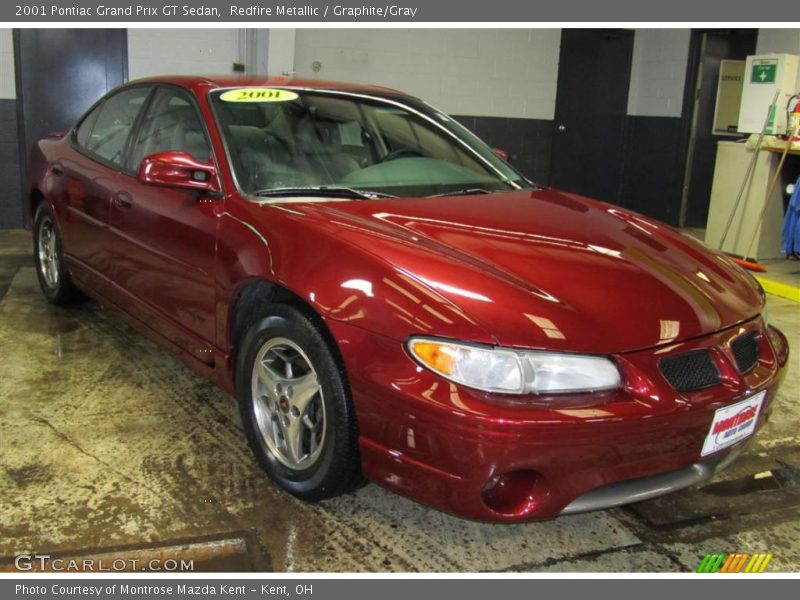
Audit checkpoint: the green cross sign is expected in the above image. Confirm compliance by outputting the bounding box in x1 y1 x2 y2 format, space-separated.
751 61 778 84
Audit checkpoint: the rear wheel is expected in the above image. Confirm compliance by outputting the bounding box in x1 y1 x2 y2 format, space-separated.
237 304 361 500
33 203 82 305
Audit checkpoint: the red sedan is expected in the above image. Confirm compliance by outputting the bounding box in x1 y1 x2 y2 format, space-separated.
29 76 789 521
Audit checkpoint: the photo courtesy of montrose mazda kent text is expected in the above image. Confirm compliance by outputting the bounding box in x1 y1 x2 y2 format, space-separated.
28 76 789 521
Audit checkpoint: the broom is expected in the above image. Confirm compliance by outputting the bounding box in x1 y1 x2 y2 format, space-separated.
717 91 779 272
738 118 799 271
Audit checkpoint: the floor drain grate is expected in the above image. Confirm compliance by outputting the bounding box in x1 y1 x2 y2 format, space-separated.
626 456 800 529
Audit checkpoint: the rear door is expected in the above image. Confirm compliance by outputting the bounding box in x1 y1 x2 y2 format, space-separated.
107 85 220 356
58 86 152 287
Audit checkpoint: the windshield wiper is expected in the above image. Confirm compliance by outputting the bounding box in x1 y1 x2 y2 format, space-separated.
252 186 397 200
427 187 496 198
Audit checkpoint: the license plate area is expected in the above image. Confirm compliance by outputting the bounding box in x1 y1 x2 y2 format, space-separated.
701 390 766 457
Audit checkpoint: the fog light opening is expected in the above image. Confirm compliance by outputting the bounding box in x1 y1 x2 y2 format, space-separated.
481 470 541 515
766 325 789 365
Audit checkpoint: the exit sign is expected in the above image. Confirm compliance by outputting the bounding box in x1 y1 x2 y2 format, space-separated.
751 61 778 84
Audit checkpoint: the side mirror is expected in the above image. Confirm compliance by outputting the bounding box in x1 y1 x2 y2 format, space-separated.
492 148 510 162
138 152 220 193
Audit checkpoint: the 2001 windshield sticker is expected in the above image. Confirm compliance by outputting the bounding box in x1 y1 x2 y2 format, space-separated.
220 89 299 103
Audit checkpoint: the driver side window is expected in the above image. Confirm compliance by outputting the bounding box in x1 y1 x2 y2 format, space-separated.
129 87 211 170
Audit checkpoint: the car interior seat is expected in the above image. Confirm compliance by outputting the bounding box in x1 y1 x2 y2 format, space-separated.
294 119 361 181
171 111 211 162
227 125 313 190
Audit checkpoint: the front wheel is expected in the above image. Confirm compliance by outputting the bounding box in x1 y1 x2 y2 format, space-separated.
33 203 82 305
236 304 361 500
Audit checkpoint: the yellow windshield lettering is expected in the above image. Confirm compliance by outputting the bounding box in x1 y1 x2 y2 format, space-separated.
219 88 299 103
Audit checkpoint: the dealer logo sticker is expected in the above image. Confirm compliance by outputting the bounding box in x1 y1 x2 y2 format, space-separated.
220 88 299 103
701 391 765 456
697 552 773 573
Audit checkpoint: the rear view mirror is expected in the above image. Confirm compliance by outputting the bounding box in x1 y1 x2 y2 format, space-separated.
138 152 220 193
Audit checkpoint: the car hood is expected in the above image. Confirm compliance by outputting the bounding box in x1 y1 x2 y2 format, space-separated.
297 188 763 354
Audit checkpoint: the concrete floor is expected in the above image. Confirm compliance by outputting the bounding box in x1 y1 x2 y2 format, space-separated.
1 228 799 572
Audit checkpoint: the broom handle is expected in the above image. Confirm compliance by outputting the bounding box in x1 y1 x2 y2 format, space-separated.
742 124 798 260
719 90 780 251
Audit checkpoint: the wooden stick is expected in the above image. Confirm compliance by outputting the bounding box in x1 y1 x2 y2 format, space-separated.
742 125 798 261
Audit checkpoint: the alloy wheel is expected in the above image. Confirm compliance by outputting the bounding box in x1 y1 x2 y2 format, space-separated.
37 216 59 288
250 337 326 470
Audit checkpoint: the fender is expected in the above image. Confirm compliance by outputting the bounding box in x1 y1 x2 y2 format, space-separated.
213 197 496 377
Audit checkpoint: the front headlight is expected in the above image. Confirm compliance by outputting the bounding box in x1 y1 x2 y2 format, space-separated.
407 337 621 395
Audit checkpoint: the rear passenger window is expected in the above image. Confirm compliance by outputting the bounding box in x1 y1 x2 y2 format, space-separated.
129 87 211 168
74 105 100 148
80 87 151 166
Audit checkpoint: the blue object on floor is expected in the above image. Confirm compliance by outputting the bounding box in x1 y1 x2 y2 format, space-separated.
782 175 800 256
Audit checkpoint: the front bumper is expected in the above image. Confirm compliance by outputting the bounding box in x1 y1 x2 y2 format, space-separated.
328 317 789 521
561 442 746 514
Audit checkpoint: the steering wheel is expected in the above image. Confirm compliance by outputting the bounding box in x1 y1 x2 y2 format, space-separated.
377 148 424 163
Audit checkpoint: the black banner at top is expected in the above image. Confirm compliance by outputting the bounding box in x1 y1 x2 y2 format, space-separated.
5 0 800 22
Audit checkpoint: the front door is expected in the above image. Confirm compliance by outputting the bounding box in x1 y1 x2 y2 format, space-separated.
108 85 220 357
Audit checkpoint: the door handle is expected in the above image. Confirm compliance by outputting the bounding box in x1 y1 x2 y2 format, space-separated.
113 191 132 209
557 124 567 132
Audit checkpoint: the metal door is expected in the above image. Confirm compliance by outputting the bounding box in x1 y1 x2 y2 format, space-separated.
14 28 127 224
550 29 634 205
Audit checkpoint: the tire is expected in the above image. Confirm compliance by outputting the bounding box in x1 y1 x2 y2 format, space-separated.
236 304 361 501
33 202 82 305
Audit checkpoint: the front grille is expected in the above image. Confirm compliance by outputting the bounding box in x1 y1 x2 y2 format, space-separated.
659 350 721 392
730 331 759 373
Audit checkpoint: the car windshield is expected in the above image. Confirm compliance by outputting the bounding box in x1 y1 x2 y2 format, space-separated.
208 87 532 198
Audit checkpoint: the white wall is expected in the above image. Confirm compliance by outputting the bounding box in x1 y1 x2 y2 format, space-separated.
268 29 296 77
757 28 800 55
293 29 561 119
627 29 691 118
244 29 269 76
0 29 15 100
756 28 800 91
626 29 800 118
127 29 241 80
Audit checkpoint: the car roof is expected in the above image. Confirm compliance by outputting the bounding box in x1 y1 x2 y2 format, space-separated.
128 75 410 98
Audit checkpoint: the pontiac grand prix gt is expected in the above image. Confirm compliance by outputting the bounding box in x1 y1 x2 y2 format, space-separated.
28 76 789 521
